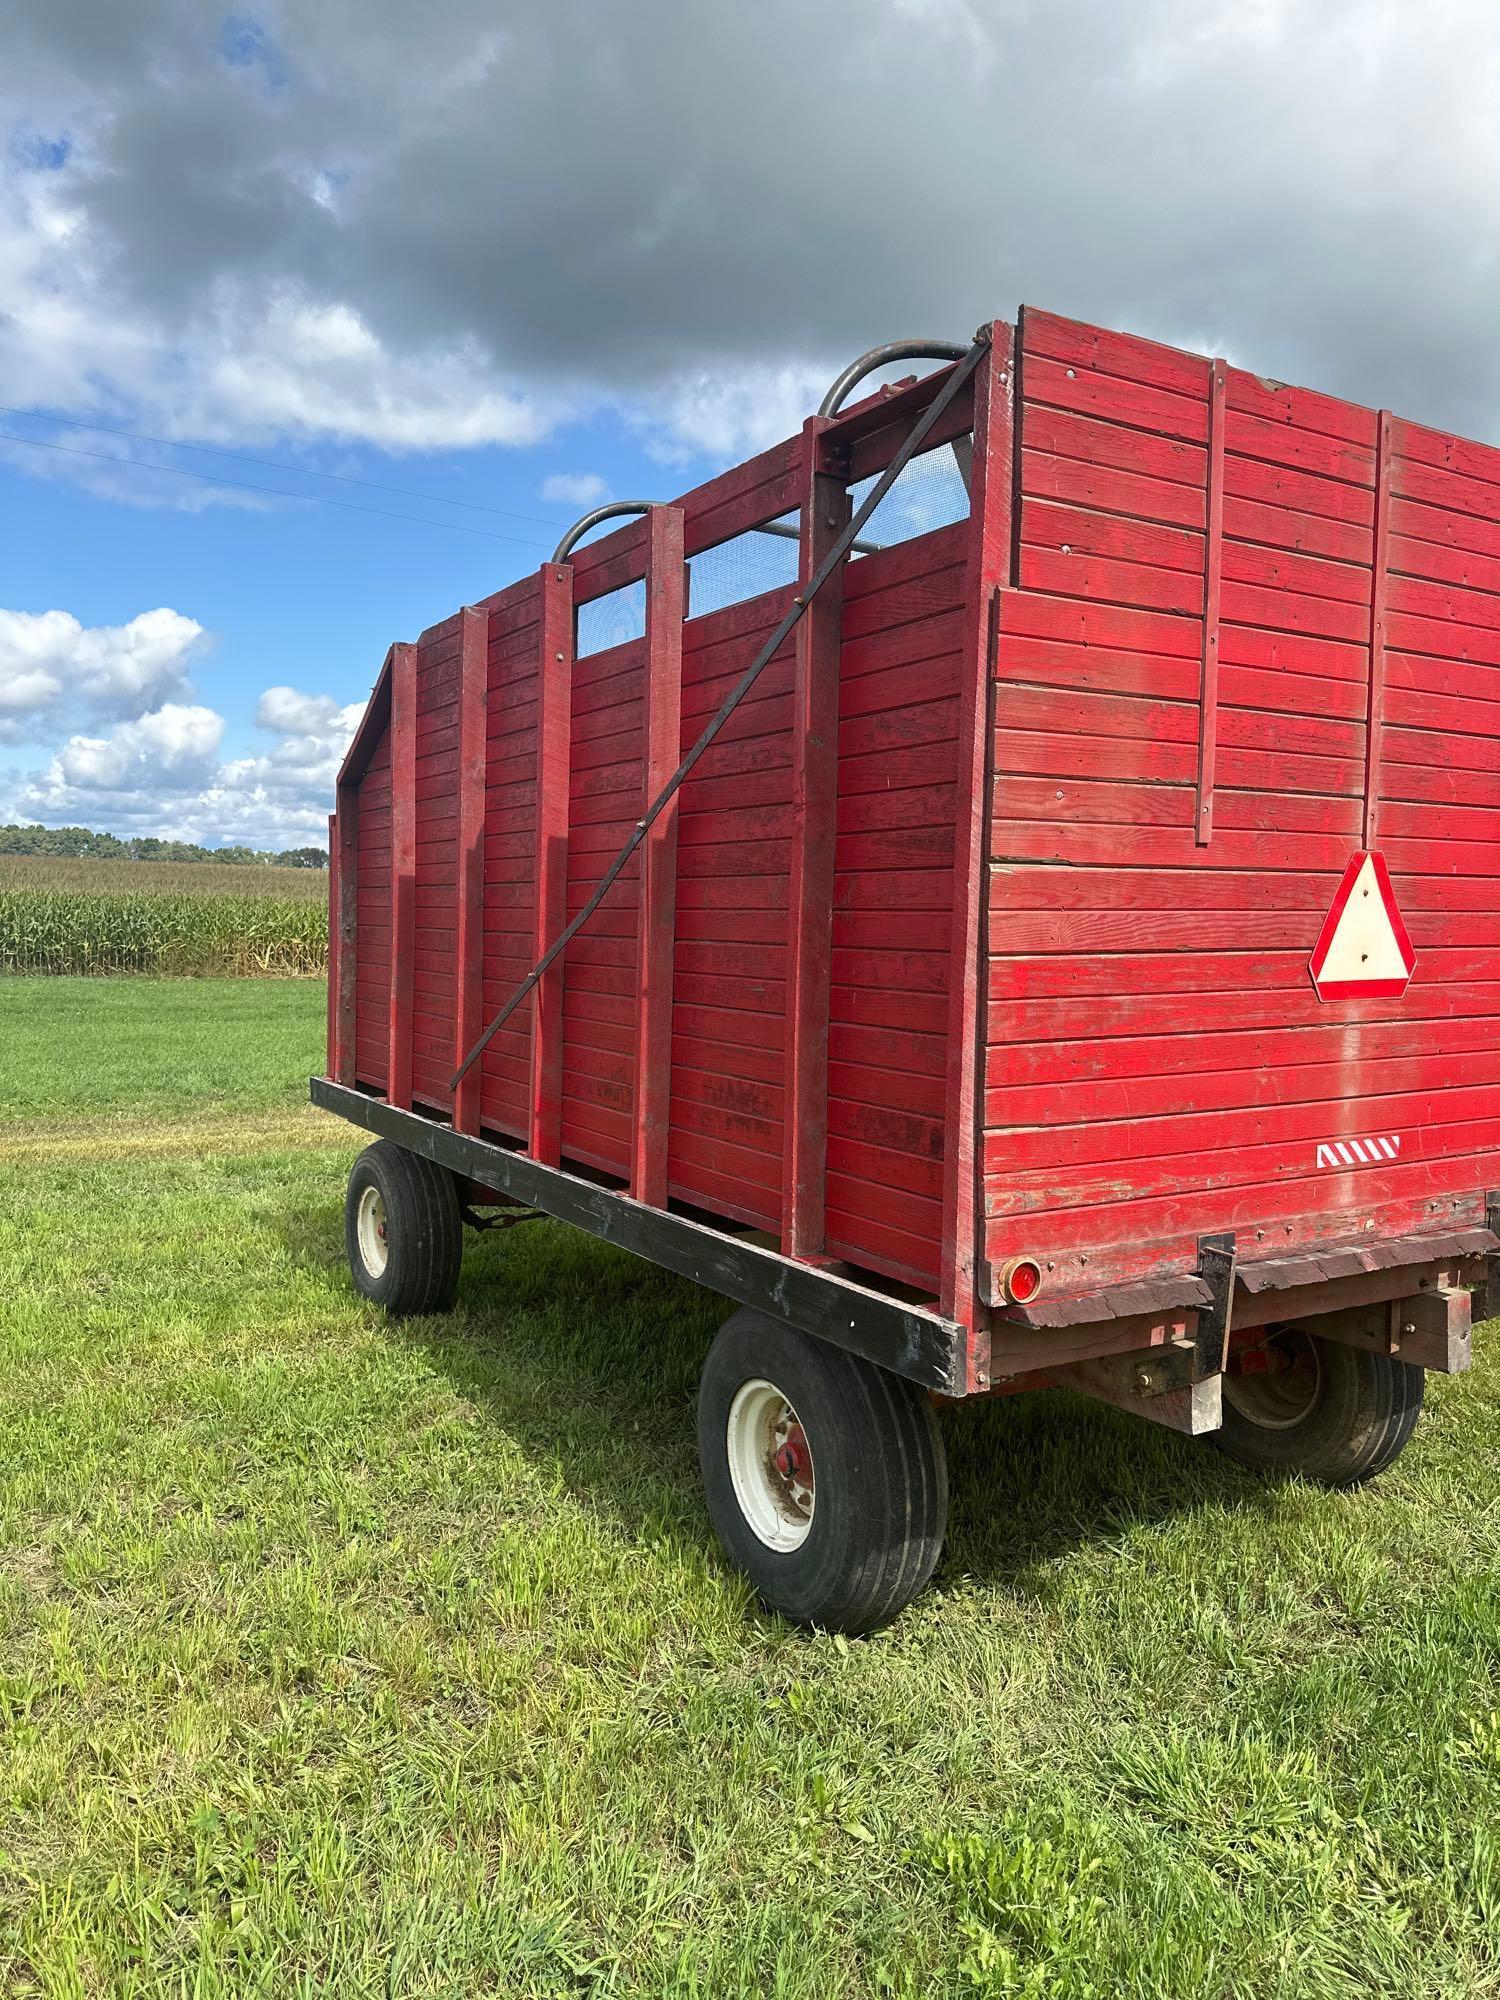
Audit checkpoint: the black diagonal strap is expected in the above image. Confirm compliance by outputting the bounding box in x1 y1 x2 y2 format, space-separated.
451 333 989 1094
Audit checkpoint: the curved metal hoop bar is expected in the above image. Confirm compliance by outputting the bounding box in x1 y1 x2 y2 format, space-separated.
550 501 653 564
817 339 969 420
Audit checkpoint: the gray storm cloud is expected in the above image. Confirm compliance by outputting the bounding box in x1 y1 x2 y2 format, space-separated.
7 0 1500 448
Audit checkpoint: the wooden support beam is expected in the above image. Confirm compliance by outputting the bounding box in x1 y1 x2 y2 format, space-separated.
1233 1254 1482 1332
1050 1340 1223 1436
781 417 851 1260
1195 356 1227 846
630 506 686 1206
939 322 1015 1364
387 641 417 1109
1285 1288 1472 1374
326 811 340 1077
332 795 358 1085
453 604 489 1135
988 1303 1198 1378
1364 409 1394 850
529 564 574 1166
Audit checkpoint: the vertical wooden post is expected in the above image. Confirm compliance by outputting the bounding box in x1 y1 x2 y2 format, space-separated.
326 810 339 1076
530 564 574 1166
940 323 1015 1362
1364 410 1394 851
781 417 851 1260
332 792 358 1085
387 641 418 1109
1195 356 1227 847
630 506 686 1206
453 604 489 1135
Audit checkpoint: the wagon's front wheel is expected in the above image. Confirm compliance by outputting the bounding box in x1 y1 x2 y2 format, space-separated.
345 1140 463 1316
697 1309 947 1633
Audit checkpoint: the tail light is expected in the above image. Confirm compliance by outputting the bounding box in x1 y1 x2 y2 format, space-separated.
996 1255 1044 1306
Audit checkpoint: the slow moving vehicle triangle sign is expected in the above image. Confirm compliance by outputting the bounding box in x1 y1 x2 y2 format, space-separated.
1309 850 1415 1000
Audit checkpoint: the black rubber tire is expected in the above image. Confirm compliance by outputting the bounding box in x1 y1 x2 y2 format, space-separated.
1214 1327 1424 1488
344 1140 463 1316
696 1308 947 1633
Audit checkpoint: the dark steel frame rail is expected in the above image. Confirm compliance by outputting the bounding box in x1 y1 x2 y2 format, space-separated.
311 1077 969 1395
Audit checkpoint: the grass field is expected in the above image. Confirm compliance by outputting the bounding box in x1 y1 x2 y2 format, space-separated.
2 978 1498 1997
0 856 327 977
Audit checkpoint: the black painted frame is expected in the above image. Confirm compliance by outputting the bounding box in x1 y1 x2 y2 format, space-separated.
310 1078 969 1396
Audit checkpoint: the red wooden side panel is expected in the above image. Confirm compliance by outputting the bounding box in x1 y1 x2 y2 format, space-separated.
561 635 644 1177
353 730 392 1090
478 578 541 1141
984 307 1500 1296
825 520 970 1289
665 587 798 1231
410 615 463 1113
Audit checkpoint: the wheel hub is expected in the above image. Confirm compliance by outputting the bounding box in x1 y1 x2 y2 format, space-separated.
356 1184 390 1278
726 1379 816 1551
1224 1325 1322 1429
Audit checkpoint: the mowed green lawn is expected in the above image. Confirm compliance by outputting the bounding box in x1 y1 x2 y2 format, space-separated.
2 979 1498 1998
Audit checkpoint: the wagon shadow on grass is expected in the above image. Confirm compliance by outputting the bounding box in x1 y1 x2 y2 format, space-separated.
278 1196 1283 1605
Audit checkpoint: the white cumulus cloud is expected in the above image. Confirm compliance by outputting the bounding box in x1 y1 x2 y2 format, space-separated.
6 682 362 849
0 605 207 740
540 471 608 507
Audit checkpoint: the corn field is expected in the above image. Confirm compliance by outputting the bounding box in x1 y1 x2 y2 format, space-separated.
0 857 328 976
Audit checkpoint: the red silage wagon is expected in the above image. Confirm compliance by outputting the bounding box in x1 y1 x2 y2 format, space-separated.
314 308 1498 1630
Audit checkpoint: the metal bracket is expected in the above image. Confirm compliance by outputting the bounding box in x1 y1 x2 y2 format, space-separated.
1049 1338 1222 1435
1195 1231 1237 1375
461 1204 543 1234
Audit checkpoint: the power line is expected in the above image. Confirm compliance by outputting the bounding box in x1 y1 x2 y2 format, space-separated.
0 401 572 530
0 427 556 550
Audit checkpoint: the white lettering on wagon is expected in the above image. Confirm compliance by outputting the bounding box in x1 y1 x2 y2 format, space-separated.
1315 1135 1401 1168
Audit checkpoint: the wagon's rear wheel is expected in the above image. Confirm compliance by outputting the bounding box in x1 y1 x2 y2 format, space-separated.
1216 1324 1424 1487
697 1309 947 1633
344 1140 463 1316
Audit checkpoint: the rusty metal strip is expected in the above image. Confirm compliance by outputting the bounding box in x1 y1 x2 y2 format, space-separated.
1194 357 1227 847
1364 409 1394 850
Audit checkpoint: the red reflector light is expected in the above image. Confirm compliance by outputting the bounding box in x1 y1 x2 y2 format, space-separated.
997 1256 1043 1305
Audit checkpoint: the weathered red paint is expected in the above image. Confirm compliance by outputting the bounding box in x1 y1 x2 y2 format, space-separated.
327 810 341 1075
1364 408 1394 850
939 323 1013 1354
386 641 417 1111
782 416 850 1259
333 794 358 1086
631 506 686 1206
1195 355 1227 845
331 308 1500 1355
452 605 488 1136
530 565 573 1167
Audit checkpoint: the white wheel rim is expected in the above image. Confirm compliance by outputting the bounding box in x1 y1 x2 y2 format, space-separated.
356 1184 389 1276
726 1378 815 1551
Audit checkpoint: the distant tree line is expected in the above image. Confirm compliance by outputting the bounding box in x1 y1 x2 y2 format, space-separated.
0 823 328 869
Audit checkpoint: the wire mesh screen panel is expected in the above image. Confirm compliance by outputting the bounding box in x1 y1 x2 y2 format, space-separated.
851 440 970 547
687 525 800 619
576 580 646 658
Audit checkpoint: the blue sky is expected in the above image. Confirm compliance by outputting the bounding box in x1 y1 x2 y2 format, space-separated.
0 401 708 843
5 0 1499 849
